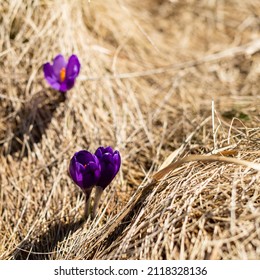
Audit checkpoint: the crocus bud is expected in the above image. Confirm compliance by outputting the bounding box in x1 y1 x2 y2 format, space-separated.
43 54 80 92
92 146 121 218
94 146 121 189
69 150 101 191
69 150 101 219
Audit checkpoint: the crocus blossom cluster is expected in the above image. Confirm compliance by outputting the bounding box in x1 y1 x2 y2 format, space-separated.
43 54 80 92
69 147 121 218
69 147 121 191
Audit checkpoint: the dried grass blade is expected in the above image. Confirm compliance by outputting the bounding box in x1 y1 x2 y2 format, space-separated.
153 155 260 181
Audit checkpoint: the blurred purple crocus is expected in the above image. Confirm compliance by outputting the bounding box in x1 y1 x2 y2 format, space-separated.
43 54 80 92
95 146 121 190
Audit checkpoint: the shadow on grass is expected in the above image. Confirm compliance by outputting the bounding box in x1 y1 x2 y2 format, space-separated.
1 90 66 157
13 218 84 260
97 188 153 258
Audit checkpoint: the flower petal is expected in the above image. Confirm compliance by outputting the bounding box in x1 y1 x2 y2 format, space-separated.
52 54 66 79
76 150 96 166
66 54 80 79
65 78 75 91
102 153 114 164
82 162 101 188
83 171 98 189
113 151 121 174
103 146 113 154
95 147 103 158
69 157 85 189
43 63 61 90
59 81 68 92
85 161 100 173
43 63 54 78
98 161 117 189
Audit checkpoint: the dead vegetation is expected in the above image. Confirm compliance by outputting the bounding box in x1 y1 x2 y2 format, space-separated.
0 0 260 260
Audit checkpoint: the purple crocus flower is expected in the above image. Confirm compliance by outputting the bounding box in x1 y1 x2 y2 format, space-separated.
94 146 121 189
43 54 80 92
69 150 101 192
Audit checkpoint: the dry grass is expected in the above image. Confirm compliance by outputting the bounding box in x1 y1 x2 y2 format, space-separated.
0 0 260 260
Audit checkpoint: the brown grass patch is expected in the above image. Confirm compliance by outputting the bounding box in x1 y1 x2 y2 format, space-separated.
0 0 260 259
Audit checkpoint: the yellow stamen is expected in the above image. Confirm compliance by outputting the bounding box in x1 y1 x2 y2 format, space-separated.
60 67 66 82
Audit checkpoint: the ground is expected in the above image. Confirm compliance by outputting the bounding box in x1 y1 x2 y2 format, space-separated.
0 0 260 260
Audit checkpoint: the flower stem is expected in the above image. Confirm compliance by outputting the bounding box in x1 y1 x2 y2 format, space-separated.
92 186 104 218
84 189 92 220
